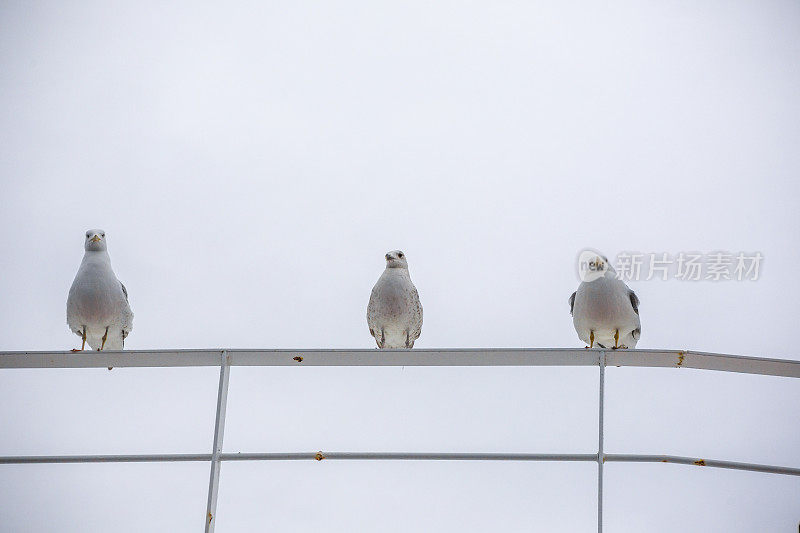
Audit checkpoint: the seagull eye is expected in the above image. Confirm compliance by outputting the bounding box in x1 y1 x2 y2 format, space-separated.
101 233 105 237
398 252 404 258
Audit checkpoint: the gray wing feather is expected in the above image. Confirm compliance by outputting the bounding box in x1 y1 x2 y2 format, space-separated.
568 291 576 316
366 286 379 335
628 290 639 315
409 287 423 342
120 281 133 335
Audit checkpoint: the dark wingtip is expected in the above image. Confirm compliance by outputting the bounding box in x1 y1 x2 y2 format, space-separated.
629 290 640 315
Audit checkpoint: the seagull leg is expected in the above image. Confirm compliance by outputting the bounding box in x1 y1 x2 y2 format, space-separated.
586 330 594 349
71 327 87 352
613 329 619 349
100 326 109 351
379 328 385 349
108 330 124 370
405 331 411 349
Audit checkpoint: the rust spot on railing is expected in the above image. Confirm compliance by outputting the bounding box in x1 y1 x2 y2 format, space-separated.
694 459 706 466
315 451 325 461
293 356 303 363
677 351 686 367
207 512 213 524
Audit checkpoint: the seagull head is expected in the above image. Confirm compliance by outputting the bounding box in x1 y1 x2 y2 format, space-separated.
592 254 609 273
597 254 616 275
384 250 408 269
578 249 616 281
590 253 616 276
84 229 108 251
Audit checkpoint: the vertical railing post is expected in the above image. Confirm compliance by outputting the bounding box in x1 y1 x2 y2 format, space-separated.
597 350 606 533
205 350 231 532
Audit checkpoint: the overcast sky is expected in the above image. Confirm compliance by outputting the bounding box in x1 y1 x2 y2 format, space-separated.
1 1 799 531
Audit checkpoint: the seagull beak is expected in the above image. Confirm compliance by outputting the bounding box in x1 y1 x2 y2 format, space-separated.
90 235 101 243
385 254 392 261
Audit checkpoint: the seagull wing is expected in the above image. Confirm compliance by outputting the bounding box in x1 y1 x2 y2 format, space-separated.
628 289 639 315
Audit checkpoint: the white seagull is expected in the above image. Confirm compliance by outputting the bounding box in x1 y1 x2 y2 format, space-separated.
67 229 133 351
367 250 423 349
569 253 640 349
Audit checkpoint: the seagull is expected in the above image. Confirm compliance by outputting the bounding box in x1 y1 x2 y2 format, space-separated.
569 252 640 349
67 229 133 352
367 250 423 349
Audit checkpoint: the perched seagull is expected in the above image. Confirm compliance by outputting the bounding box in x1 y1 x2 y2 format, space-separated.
367 250 423 349
67 229 133 352
569 252 640 349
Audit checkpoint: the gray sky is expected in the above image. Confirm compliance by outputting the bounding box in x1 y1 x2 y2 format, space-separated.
1 1 799 531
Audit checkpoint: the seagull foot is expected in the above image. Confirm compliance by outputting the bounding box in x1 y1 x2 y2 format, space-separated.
100 326 108 351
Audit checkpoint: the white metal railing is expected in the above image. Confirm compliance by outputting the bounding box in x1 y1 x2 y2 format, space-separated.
1 348 798 532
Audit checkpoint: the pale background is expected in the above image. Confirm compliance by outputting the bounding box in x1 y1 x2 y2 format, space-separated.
0 1 798 531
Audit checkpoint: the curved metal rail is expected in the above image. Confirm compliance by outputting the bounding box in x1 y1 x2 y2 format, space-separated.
1 348 798 532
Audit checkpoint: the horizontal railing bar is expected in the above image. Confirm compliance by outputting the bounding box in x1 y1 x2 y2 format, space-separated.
0 349 596 369
0 452 596 464
605 350 800 378
0 452 797 476
0 454 211 464
0 349 798 377
230 349 599 367
0 350 224 369
604 454 800 476
221 452 598 461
